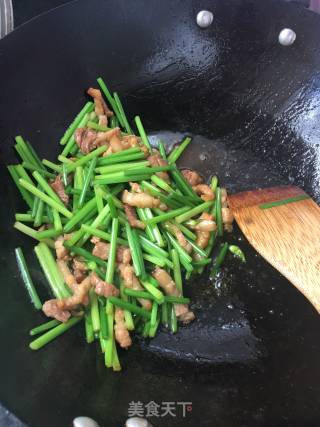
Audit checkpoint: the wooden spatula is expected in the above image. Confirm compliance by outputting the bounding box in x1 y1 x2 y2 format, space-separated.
228 186 320 312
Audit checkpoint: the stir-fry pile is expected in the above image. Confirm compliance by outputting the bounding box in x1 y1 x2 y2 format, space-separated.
8 78 240 371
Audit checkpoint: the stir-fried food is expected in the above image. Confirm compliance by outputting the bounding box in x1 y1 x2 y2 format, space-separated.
122 189 160 208
9 77 241 371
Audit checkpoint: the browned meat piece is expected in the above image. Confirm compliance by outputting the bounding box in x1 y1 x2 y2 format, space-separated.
147 150 162 166
182 169 203 186
116 246 132 264
122 189 160 208
114 307 132 348
129 182 142 193
194 220 216 232
95 127 121 150
148 150 170 182
124 204 145 229
43 276 92 322
57 259 89 304
57 276 92 311
165 222 192 253
75 128 98 154
194 212 214 250
152 267 194 324
222 207 234 224
90 272 119 297
91 237 110 260
158 202 168 211
195 230 211 250
190 212 217 232
139 144 150 156
55 235 70 261
222 207 234 232
122 135 140 149
50 175 69 205
102 146 113 156
98 115 108 127
95 128 139 155
42 299 71 323
87 87 113 118
152 267 178 296
221 188 228 207
220 187 230 216
94 127 123 152
73 257 87 272
57 259 77 290
174 304 196 323
192 184 215 202
73 257 88 283
118 263 152 310
91 236 131 263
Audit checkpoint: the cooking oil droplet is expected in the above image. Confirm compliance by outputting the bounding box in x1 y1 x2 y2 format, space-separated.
227 303 234 310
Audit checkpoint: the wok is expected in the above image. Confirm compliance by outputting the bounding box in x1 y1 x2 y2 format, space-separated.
1 0 320 425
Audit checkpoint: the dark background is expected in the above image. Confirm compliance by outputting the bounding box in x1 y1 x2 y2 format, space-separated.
3 2 69 425
12 0 70 27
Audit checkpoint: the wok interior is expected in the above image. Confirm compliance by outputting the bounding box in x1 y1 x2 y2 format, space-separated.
1 0 320 426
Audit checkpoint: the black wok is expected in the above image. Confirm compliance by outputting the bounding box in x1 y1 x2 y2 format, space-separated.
1 0 320 425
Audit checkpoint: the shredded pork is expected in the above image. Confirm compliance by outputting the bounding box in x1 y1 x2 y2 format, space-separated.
72 257 88 283
182 169 203 186
75 128 99 154
90 272 119 297
219 188 233 232
55 235 70 261
152 267 195 324
116 246 132 265
124 204 145 229
190 212 217 232
221 188 228 207
91 237 132 263
50 175 69 205
43 276 92 322
98 115 108 127
122 135 140 149
122 189 160 208
42 299 71 323
166 222 192 253
195 212 213 250
129 182 142 193
118 263 152 310
114 307 132 348
148 150 170 182
57 276 92 310
192 184 215 201
57 259 77 290
87 87 113 118
91 237 109 260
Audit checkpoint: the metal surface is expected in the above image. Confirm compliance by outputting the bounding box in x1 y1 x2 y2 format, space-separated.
0 0 13 38
126 418 153 427
0 0 320 426
278 28 297 45
196 10 214 28
73 416 100 427
11 0 70 27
